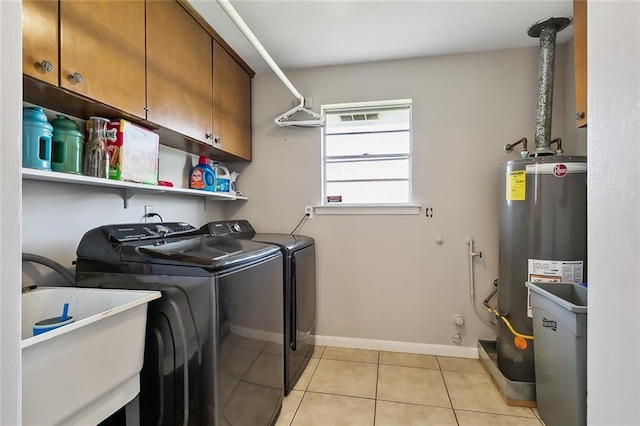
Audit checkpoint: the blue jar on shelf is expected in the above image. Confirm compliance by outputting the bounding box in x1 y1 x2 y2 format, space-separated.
23 107 53 171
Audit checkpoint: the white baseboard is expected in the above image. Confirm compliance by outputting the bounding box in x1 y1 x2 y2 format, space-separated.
314 335 479 359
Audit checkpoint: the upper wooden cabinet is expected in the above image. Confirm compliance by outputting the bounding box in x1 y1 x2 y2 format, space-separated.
146 0 213 145
22 0 58 86
22 0 253 162
59 1 146 118
213 41 252 161
574 0 587 128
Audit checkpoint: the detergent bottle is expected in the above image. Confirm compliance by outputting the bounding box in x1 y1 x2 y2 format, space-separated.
190 156 215 191
212 162 230 192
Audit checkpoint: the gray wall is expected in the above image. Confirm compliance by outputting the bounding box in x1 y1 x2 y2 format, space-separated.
228 44 579 356
587 2 640 423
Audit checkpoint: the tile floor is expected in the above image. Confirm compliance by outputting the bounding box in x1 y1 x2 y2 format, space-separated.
276 346 543 426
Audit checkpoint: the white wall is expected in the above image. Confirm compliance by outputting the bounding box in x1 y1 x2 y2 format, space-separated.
587 2 640 424
0 1 22 423
229 45 576 355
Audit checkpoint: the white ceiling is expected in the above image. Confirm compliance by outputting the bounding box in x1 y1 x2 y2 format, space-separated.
188 0 574 74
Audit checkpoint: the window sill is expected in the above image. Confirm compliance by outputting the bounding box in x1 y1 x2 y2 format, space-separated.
314 204 421 215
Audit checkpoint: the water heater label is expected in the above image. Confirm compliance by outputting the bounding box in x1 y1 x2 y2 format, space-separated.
526 259 584 317
506 170 526 201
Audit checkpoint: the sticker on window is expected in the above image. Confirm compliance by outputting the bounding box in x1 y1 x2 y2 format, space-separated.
326 195 342 203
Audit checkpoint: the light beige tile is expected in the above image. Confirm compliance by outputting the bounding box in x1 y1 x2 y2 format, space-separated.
532 407 541 419
375 400 457 426
275 390 304 426
456 410 544 425
322 346 379 363
379 351 439 369
311 345 325 358
291 392 375 426
307 359 377 398
443 371 536 417
377 364 451 408
293 357 319 391
437 356 486 374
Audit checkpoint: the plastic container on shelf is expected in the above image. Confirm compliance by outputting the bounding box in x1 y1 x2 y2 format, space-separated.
23 107 53 171
212 162 230 192
190 156 216 191
51 115 84 175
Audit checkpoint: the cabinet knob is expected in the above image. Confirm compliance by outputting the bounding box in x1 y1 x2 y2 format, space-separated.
69 72 84 84
214 137 221 146
39 60 53 73
576 111 585 120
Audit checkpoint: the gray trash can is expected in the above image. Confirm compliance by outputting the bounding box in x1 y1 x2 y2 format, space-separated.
525 282 587 426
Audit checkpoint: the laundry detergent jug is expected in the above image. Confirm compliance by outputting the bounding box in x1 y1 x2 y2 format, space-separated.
190 156 215 191
51 115 84 174
212 162 230 192
22 107 53 171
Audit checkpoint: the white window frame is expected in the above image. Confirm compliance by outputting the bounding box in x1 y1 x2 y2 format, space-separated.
317 99 420 215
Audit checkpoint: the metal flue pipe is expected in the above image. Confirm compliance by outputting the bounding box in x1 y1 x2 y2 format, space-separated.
527 17 571 156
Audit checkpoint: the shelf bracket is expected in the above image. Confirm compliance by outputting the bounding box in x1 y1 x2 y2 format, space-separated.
123 189 134 209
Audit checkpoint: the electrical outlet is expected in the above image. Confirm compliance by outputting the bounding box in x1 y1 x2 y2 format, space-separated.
304 205 314 219
144 205 155 223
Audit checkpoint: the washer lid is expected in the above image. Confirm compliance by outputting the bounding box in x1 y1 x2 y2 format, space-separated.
76 222 280 269
252 233 315 252
124 236 280 268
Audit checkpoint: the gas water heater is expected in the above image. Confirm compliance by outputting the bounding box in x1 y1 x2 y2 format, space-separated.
497 157 587 382
495 16 587 384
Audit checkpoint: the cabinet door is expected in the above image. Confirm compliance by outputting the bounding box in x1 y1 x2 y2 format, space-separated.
23 0 59 86
59 0 146 118
574 0 587 128
213 41 252 161
147 0 213 144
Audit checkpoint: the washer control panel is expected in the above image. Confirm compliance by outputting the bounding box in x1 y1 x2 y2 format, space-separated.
203 220 256 239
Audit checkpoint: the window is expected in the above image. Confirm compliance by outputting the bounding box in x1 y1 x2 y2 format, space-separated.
321 99 412 205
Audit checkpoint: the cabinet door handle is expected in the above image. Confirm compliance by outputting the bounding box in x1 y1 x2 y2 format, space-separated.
39 60 53 73
205 132 213 140
214 137 221 146
576 111 585 120
69 72 84 84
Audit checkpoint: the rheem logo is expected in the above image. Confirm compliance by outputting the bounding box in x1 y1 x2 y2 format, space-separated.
553 163 568 177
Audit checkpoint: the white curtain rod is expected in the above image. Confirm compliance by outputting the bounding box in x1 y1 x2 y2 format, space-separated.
216 0 325 127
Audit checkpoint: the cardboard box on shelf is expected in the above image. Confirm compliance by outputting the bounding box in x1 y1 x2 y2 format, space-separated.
105 120 159 185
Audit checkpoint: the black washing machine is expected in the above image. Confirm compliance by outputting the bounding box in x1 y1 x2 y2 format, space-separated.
75 222 284 426
201 220 316 395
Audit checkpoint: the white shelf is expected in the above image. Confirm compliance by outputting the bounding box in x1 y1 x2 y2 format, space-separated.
22 168 248 208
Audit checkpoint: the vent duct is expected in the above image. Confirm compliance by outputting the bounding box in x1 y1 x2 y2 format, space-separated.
527 17 571 156
339 113 379 122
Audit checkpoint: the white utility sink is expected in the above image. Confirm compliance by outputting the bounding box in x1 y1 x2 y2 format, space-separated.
22 286 161 426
